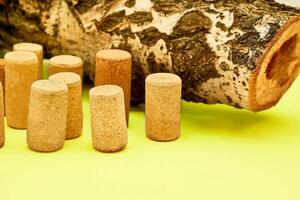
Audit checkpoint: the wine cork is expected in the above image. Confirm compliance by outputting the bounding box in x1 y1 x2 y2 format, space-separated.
13 42 43 79
48 55 83 77
49 72 82 139
4 51 39 129
27 80 68 152
0 82 4 148
0 59 4 114
145 73 182 141
89 85 127 152
95 49 132 125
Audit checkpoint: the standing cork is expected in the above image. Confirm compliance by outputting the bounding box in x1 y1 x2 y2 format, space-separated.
89 85 127 152
145 73 182 141
49 72 82 139
13 42 43 79
48 55 83 77
0 83 4 148
0 59 4 114
27 80 68 152
4 51 39 129
95 49 132 125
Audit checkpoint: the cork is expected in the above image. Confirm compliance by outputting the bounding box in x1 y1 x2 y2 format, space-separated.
49 72 82 139
0 83 4 148
89 85 127 152
145 73 182 141
95 49 132 125
4 51 39 129
0 59 4 114
27 80 68 152
13 43 44 79
48 55 83 77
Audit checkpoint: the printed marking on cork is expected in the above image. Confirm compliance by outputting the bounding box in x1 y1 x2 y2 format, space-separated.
4 51 39 129
27 80 68 152
49 72 83 139
13 43 44 79
0 82 4 148
145 73 182 142
95 49 132 125
89 85 128 152
48 55 83 78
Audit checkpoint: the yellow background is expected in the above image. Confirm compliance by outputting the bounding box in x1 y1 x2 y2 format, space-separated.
0 62 300 200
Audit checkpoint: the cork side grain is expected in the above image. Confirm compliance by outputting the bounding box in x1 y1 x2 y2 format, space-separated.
0 83 4 147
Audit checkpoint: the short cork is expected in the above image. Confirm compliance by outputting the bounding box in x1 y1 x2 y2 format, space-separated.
95 49 132 125
0 59 5 114
145 73 182 141
27 80 68 152
48 55 83 77
4 51 39 129
0 83 4 148
49 72 82 139
13 43 44 79
89 85 128 152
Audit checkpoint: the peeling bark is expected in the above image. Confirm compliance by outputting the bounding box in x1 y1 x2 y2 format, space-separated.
0 0 300 111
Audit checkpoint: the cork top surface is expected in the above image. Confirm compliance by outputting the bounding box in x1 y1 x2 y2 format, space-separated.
49 72 81 86
4 51 38 64
31 80 68 95
146 73 182 86
90 85 123 96
13 42 43 52
96 49 131 61
50 55 83 68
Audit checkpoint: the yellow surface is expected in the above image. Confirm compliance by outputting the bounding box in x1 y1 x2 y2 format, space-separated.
1 64 300 200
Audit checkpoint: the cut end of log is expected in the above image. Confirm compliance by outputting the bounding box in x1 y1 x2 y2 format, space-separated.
250 15 300 111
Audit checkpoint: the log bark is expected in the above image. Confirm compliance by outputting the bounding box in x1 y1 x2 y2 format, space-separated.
0 0 300 111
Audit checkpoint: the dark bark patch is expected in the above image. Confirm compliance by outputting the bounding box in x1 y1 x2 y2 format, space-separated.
237 31 260 46
73 0 97 14
136 27 169 46
231 10 261 32
151 0 186 15
95 10 126 32
147 52 168 73
128 11 153 25
125 0 135 8
172 11 212 37
216 21 227 32
220 62 230 71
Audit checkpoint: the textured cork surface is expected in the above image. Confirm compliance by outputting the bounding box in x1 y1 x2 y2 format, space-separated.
27 80 68 152
95 49 131 125
146 73 182 141
0 82 4 148
49 72 82 139
89 85 127 152
4 51 39 129
48 55 83 77
13 43 43 79
0 59 4 114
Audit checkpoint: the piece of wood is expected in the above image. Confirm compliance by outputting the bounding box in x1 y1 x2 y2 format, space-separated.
13 42 44 79
1 1 300 111
48 55 83 78
95 49 131 125
4 51 39 129
27 80 68 152
0 82 4 148
146 73 182 141
49 72 82 139
89 85 127 152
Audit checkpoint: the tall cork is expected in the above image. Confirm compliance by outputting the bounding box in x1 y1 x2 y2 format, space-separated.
0 59 4 115
49 72 82 139
13 42 43 79
48 55 83 78
95 49 132 125
27 80 68 152
145 73 182 141
0 83 4 148
4 51 39 129
89 85 127 152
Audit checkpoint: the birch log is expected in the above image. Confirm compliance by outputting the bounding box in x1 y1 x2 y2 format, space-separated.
0 0 300 111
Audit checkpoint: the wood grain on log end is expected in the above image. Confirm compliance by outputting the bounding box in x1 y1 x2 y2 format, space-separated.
249 15 300 111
